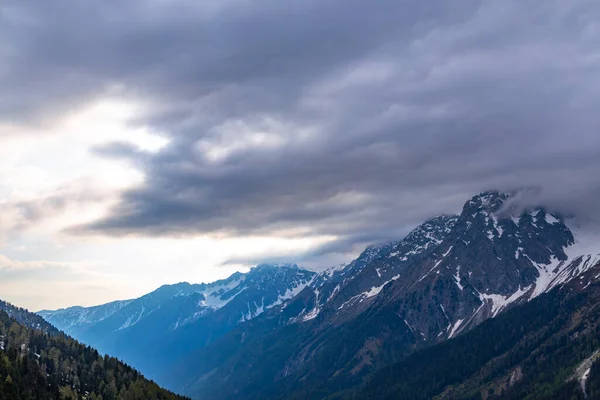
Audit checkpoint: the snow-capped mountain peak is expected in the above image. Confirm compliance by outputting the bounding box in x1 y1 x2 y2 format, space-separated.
39 263 315 337
266 191 600 346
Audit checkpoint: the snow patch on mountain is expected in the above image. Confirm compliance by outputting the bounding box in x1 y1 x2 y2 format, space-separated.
268 277 315 310
364 275 400 298
448 319 464 338
478 285 532 317
337 275 401 311
301 289 321 321
528 218 600 297
454 266 463 291
117 305 147 331
419 245 454 282
200 278 245 309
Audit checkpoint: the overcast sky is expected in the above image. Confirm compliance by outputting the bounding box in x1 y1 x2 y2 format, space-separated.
1 0 600 310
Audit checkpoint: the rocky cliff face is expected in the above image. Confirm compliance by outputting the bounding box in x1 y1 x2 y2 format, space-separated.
273 215 458 325
378 191 593 343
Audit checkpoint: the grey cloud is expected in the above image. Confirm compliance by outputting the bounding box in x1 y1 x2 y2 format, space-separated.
0 183 108 242
16 191 105 229
0 254 88 283
3 0 600 258
90 141 150 167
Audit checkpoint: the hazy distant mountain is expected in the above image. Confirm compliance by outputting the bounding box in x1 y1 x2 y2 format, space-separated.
39 263 316 381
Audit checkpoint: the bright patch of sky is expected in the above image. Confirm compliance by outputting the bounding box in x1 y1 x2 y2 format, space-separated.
0 98 337 310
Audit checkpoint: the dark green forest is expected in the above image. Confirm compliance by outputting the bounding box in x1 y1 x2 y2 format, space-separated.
0 308 188 400
0 300 59 336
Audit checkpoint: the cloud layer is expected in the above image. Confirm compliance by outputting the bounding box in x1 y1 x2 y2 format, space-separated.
3 0 600 256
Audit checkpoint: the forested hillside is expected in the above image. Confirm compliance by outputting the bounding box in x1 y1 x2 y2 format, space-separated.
0 300 59 336
0 308 188 400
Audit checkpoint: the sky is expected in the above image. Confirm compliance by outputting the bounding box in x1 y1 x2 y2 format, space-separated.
1 0 600 311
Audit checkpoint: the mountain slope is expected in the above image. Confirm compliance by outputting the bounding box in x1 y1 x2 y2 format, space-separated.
39 264 316 381
173 191 600 400
271 215 459 327
0 299 59 336
0 300 187 400
37 299 133 337
341 261 600 400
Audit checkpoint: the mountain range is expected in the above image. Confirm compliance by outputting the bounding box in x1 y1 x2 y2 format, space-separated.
39 263 315 382
37 190 600 399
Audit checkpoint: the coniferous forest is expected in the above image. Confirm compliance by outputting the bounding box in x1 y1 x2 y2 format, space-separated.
0 307 188 400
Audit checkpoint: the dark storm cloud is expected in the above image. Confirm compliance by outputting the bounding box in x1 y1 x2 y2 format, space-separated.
3 0 600 256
